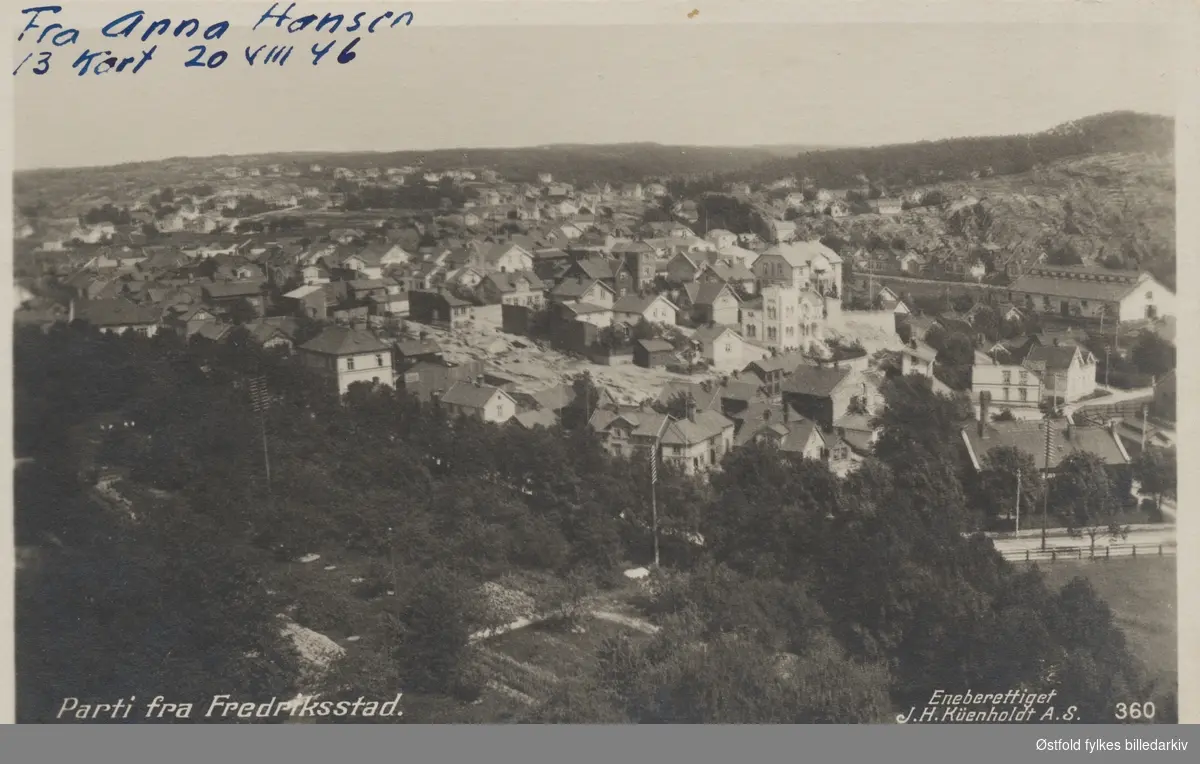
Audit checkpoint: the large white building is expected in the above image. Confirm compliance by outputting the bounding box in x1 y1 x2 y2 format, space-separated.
738 285 828 353
751 240 844 298
1006 266 1175 323
298 327 394 397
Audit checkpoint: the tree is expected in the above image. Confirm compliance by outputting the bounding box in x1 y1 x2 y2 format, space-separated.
1129 331 1175 378
661 391 696 420
1050 452 1128 555
390 568 482 694
976 446 1045 525
227 298 260 326
1132 446 1176 515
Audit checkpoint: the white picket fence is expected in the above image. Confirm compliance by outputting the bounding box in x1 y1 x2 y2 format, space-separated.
1003 541 1177 563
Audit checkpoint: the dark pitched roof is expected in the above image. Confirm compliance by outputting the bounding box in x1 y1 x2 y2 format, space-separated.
440 381 506 408
1024 344 1087 373
75 298 161 326
203 281 264 299
298 326 390 356
637 339 674 353
396 339 443 357
962 420 1129 470
781 365 852 397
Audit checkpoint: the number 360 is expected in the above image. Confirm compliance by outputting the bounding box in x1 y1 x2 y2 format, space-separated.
1115 702 1156 720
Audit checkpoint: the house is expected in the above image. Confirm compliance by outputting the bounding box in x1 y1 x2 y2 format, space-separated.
751 240 843 297
633 339 676 368
548 277 616 308
559 301 613 328
781 365 878 429
394 338 444 370
738 285 826 352
447 266 486 290
587 406 735 474
478 271 546 308
898 252 925 274
612 293 679 327
297 326 394 397
972 356 1043 414
899 340 938 378
408 289 474 329
438 381 517 424
827 201 851 218
1006 266 1175 322
833 413 879 455
716 244 759 269
1152 370 1175 421
702 260 757 295
612 241 658 292
166 304 219 337
659 408 736 474
244 321 294 351
961 414 1130 475
283 284 329 319
742 352 808 397
397 358 485 402
512 409 559 430
619 183 645 200
1022 343 1097 404
733 404 831 463
872 198 903 215
705 229 738 249
691 324 769 373
642 221 694 239
767 220 797 243
72 298 162 337
484 241 536 273
202 281 266 317
682 282 741 326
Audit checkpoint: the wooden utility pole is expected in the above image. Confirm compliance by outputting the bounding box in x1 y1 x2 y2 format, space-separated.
1040 413 1057 551
249 375 272 500
650 415 671 569
1014 467 1022 534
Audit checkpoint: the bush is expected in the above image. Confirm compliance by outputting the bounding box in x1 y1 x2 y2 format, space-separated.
1141 498 1164 524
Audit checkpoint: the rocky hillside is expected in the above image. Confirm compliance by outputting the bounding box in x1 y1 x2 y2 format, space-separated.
784 150 1175 288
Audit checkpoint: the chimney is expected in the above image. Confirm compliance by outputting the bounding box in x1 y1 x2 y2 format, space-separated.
978 391 991 437
783 404 790 424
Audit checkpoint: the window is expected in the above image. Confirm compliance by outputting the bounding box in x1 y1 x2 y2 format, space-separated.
786 326 794 337
1019 371 1029 384
767 327 777 340
1081 300 1089 308
1019 388 1028 402
747 325 756 337
1002 371 1012 384
346 357 355 370
1146 291 1153 299
376 354 384 367
724 343 732 353
1003 387 1010 400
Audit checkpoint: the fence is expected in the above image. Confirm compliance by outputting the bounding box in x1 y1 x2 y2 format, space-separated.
1002 542 1176 563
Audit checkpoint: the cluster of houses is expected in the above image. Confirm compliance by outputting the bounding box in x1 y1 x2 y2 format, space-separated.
17 162 1177 494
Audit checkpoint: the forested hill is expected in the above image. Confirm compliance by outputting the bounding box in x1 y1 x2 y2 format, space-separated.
724 111 1173 189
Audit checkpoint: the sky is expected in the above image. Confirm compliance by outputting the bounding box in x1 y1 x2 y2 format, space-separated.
14 20 1177 170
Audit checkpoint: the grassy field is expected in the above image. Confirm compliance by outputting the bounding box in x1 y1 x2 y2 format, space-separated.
1027 556 1176 691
